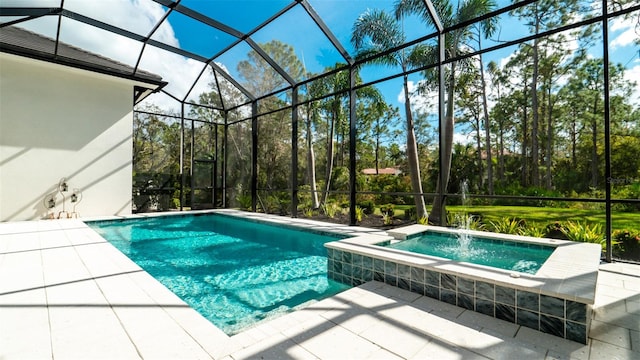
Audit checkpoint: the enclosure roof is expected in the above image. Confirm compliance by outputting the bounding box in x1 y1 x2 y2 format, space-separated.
0 1 442 111
0 26 165 88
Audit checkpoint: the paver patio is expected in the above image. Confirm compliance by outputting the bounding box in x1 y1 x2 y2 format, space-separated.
1 219 638 359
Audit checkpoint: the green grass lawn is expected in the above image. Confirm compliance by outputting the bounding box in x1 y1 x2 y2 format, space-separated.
450 205 639 231
380 204 639 231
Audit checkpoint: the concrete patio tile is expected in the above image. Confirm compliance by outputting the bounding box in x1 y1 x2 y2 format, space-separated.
110 306 212 359
358 317 432 359
366 347 405 359
343 288 400 310
69 229 110 246
49 306 140 359
76 242 142 277
624 278 640 292
376 300 436 331
226 332 263 353
2 232 41 253
332 283 382 302
594 293 629 313
41 246 91 286
45 278 108 306
627 298 640 313
596 272 625 288
257 308 316 335
0 250 43 293
375 282 422 302
593 306 640 331
409 340 489 360
230 332 318 360
590 339 638 360
476 338 548 360
515 326 590 360
291 323 381 359
96 272 156 305
307 293 353 312
163 306 229 359
39 228 74 247
589 319 632 349
0 288 51 360
630 330 639 353
0 221 33 235
457 310 519 338
432 321 547 360
412 295 466 320
597 283 639 301
321 304 383 335
281 310 334 340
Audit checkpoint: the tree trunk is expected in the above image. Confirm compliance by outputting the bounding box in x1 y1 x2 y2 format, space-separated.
320 101 337 206
499 123 505 182
590 97 599 187
306 105 319 209
429 61 457 225
545 86 553 190
479 52 494 194
402 74 427 219
375 118 380 174
531 34 540 187
475 113 483 190
521 82 529 187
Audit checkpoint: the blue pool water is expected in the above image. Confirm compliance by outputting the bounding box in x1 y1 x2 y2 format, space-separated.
87 214 350 335
382 231 555 274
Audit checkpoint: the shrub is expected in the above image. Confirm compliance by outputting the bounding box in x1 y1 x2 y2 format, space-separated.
302 207 314 218
236 194 252 210
355 206 365 222
379 204 395 217
321 202 339 218
613 230 640 260
489 217 526 235
562 221 605 249
357 200 375 215
382 213 393 225
417 216 429 225
544 222 568 240
522 225 545 238
404 206 417 220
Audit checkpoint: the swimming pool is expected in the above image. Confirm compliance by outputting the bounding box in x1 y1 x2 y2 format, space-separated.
88 213 350 335
381 231 554 274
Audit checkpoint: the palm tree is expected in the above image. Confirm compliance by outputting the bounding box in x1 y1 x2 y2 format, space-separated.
395 0 497 225
351 9 429 218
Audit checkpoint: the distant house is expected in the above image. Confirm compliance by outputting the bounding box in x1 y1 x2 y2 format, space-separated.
362 167 403 176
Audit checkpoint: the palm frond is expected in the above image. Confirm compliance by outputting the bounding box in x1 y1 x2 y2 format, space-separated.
351 9 404 50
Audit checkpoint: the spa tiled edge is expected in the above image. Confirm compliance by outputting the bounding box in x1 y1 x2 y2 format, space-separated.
326 224 601 344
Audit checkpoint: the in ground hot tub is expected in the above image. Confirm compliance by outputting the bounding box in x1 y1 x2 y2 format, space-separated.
325 224 601 344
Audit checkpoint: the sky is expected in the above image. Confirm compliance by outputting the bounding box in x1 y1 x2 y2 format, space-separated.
4 0 639 143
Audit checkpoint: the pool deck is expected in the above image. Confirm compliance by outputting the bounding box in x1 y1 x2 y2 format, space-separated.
1 215 639 359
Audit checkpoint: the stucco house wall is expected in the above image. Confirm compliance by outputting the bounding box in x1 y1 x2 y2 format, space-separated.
1 52 145 221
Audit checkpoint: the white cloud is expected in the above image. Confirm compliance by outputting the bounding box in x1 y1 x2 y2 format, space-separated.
623 63 640 106
453 132 474 146
397 80 438 116
610 16 638 49
14 0 218 112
